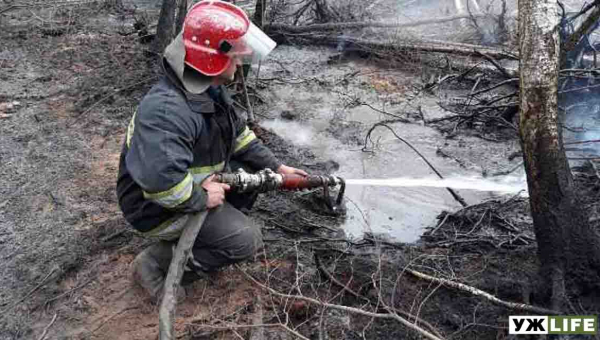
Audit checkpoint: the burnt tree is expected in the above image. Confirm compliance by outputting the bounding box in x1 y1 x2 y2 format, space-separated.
518 0 600 309
153 0 188 55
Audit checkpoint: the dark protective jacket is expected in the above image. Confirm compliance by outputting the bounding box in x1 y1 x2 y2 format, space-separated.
116 67 281 236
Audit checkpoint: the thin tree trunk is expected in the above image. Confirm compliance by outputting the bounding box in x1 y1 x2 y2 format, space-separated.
253 0 265 27
159 211 209 340
153 0 188 55
518 0 600 310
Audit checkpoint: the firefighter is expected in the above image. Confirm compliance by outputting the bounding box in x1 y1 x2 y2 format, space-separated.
116 0 306 298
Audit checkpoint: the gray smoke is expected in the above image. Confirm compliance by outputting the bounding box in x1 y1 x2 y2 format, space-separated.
559 9 600 159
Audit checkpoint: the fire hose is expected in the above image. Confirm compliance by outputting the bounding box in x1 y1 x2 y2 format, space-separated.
159 169 345 340
215 168 346 212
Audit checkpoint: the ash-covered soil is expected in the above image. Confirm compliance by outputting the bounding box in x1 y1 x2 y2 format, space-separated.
2 3 600 340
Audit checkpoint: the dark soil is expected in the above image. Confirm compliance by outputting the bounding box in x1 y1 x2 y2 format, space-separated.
2 3 600 340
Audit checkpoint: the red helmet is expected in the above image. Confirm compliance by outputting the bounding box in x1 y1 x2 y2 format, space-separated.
183 1 274 77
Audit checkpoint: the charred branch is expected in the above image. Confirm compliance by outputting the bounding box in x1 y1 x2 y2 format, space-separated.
264 15 483 34
563 3 600 54
266 34 518 61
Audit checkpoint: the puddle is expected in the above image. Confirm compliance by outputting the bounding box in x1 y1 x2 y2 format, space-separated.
256 45 523 242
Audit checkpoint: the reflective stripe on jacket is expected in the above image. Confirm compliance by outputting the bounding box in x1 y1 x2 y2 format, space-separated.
116 69 281 233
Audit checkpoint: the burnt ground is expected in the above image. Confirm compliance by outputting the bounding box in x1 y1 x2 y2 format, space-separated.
1 4 600 340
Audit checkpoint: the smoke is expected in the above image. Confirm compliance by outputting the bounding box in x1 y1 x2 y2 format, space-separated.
559 8 600 158
261 119 316 146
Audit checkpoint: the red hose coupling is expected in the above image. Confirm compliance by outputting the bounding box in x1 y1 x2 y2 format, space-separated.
280 175 331 190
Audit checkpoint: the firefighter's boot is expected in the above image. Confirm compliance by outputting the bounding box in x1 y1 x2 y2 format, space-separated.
130 241 174 299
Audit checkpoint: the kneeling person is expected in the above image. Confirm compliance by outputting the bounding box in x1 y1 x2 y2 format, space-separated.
116 0 306 298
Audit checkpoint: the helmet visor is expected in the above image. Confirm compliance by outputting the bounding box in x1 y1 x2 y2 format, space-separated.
225 23 276 64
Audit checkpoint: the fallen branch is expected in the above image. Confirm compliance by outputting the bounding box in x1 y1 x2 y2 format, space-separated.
264 15 485 33
237 266 445 340
37 313 58 340
559 82 600 94
470 78 519 97
476 51 514 79
404 267 561 315
280 34 518 61
160 210 210 340
565 139 600 145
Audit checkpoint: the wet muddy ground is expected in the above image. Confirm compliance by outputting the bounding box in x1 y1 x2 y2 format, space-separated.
1 2 600 340
253 45 523 242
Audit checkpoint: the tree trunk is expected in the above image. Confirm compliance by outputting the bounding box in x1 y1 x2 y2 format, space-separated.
153 0 188 55
253 0 265 27
518 0 600 310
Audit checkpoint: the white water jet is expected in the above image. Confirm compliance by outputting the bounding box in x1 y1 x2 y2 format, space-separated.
345 176 528 195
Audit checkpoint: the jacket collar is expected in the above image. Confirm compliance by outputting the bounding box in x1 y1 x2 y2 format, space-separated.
163 59 216 114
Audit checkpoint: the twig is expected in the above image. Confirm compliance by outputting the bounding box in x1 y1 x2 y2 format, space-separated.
456 61 485 81
429 213 450 236
160 211 209 340
0 267 58 317
559 83 600 94
470 78 519 97
567 156 600 160
239 68 255 122
314 254 362 299
101 229 130 242
69 76 157 127
404 267 560 315
476 52 513 79
45 277 94 305
37 313 58 340
565 139 600 145
491 161 523 177
237 266 445 340
315 255 444 338
359 102 412 122
363 122 468 207
90 306 138 334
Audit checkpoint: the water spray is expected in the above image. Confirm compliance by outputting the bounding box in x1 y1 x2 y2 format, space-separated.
345 176 528 195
